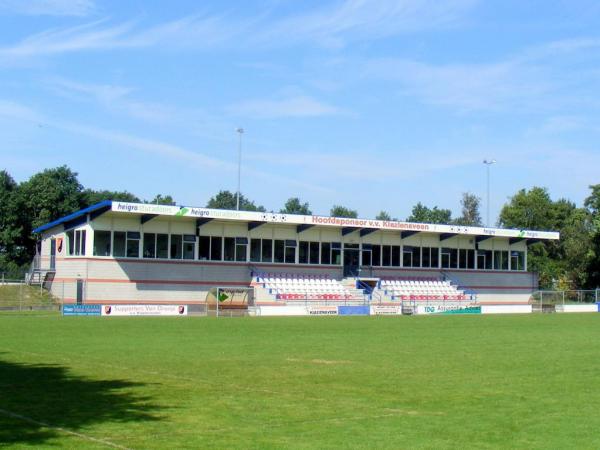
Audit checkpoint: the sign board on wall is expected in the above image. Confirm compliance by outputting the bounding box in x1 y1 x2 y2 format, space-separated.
63 304 101 316
555 304 598 313
306 306 338 316
415 305 481 315
338 306 370 315
101 305 188 316
111 201 559 240
370 305 402 315
480 304 533 314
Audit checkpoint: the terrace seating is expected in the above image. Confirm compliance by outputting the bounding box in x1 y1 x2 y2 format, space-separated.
379 277 469 301
254 272 353 301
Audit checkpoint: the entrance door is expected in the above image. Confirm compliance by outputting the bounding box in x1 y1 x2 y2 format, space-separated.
76 279 84 304
50 239 56 270
343 245 360 277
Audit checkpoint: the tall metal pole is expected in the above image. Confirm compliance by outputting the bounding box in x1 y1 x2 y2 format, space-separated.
483 159 496 227
236 128 244 211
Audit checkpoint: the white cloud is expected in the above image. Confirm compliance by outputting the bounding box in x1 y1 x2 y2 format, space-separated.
229 96 342 118
362 37 600 113
0 0 95 16
257 0 477 48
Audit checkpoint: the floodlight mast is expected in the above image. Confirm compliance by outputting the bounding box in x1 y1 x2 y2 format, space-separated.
236 128 244 211
483 159 497 227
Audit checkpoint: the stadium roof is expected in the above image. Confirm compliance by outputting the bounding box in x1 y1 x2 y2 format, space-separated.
34 200 560 241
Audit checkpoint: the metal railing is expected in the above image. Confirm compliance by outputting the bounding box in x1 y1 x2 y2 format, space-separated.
531 289 599 306
0 279 63 312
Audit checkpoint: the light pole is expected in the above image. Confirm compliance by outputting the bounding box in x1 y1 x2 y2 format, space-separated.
483 159 496 227
236 128 244 210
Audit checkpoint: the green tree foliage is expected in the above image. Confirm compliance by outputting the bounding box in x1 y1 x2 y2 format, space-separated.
584 184 600 287
280 197 312 215
498 186 592 289
206 190 266 212
0 171 27 275
454 193 482 226
147 194 176 205
407 202 452 224
82 189 140 207
376 211 391 221
330 205 358 218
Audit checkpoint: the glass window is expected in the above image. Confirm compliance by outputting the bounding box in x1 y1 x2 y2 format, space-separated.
224 237 235 261
261 239 272 262
93 230 111 256
392 246 401 266
157 234 168 258
403 247 413 267
331 242 341 265
210 237 222 261
477 250 493 270
235 237 247 262
321 242 331 265
362 244 372 266
299 241 309 264
198 236 210 260
431 247 439 268
250 239 261 262
66 230 75 255
422 247 431 268
126 231 139 258
372 245 381 266
113 231 126 257
73 230 86 256
382 246 391 266
170 235 182 259
412 246 420 267
285 240 296 264
183 235 195 260
511 251 525 271
274 240 285 263
467 249 475 269
143 233 156 258
459 249 467 269
309 242 319 264
441 247 457 269
494 250 509 270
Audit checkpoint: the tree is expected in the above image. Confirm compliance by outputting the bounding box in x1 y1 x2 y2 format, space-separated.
330 205 358 218
147 194 176 205
81 189 140 207
454 193 482 226
206 190 266 212
9 166 84 264
376 211 391 221
498 186 589 289
584 184 600 288
406 202 452 224
280 197 312 215
0 171 27 275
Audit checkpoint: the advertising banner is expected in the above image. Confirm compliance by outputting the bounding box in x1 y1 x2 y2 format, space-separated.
306 306 338 316
111 202 559 240
101 304 188 316
62 304 101 316
416 305 481 315
338 306 370 315
370 305 402 315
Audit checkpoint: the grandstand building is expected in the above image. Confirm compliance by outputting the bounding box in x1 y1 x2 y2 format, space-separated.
32 200 559 310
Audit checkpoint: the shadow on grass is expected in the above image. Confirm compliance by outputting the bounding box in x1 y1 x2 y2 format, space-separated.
0 356 161 446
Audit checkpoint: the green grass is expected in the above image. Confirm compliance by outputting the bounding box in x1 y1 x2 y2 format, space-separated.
1 314 600 449
0 284 58 309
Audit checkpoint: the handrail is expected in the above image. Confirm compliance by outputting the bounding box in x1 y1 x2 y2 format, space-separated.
440 271 478 301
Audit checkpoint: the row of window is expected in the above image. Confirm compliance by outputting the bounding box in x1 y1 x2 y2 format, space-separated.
83 230 526 270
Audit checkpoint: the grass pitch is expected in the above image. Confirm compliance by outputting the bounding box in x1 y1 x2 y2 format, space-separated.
1 314 600 449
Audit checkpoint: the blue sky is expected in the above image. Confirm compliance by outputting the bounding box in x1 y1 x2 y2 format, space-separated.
1 0 599 222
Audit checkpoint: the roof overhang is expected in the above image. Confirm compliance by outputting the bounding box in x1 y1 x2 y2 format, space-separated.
33 201 561 241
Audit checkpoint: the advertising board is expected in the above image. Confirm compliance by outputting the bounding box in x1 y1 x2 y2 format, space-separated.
62 304 101 316
101 304 188 316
